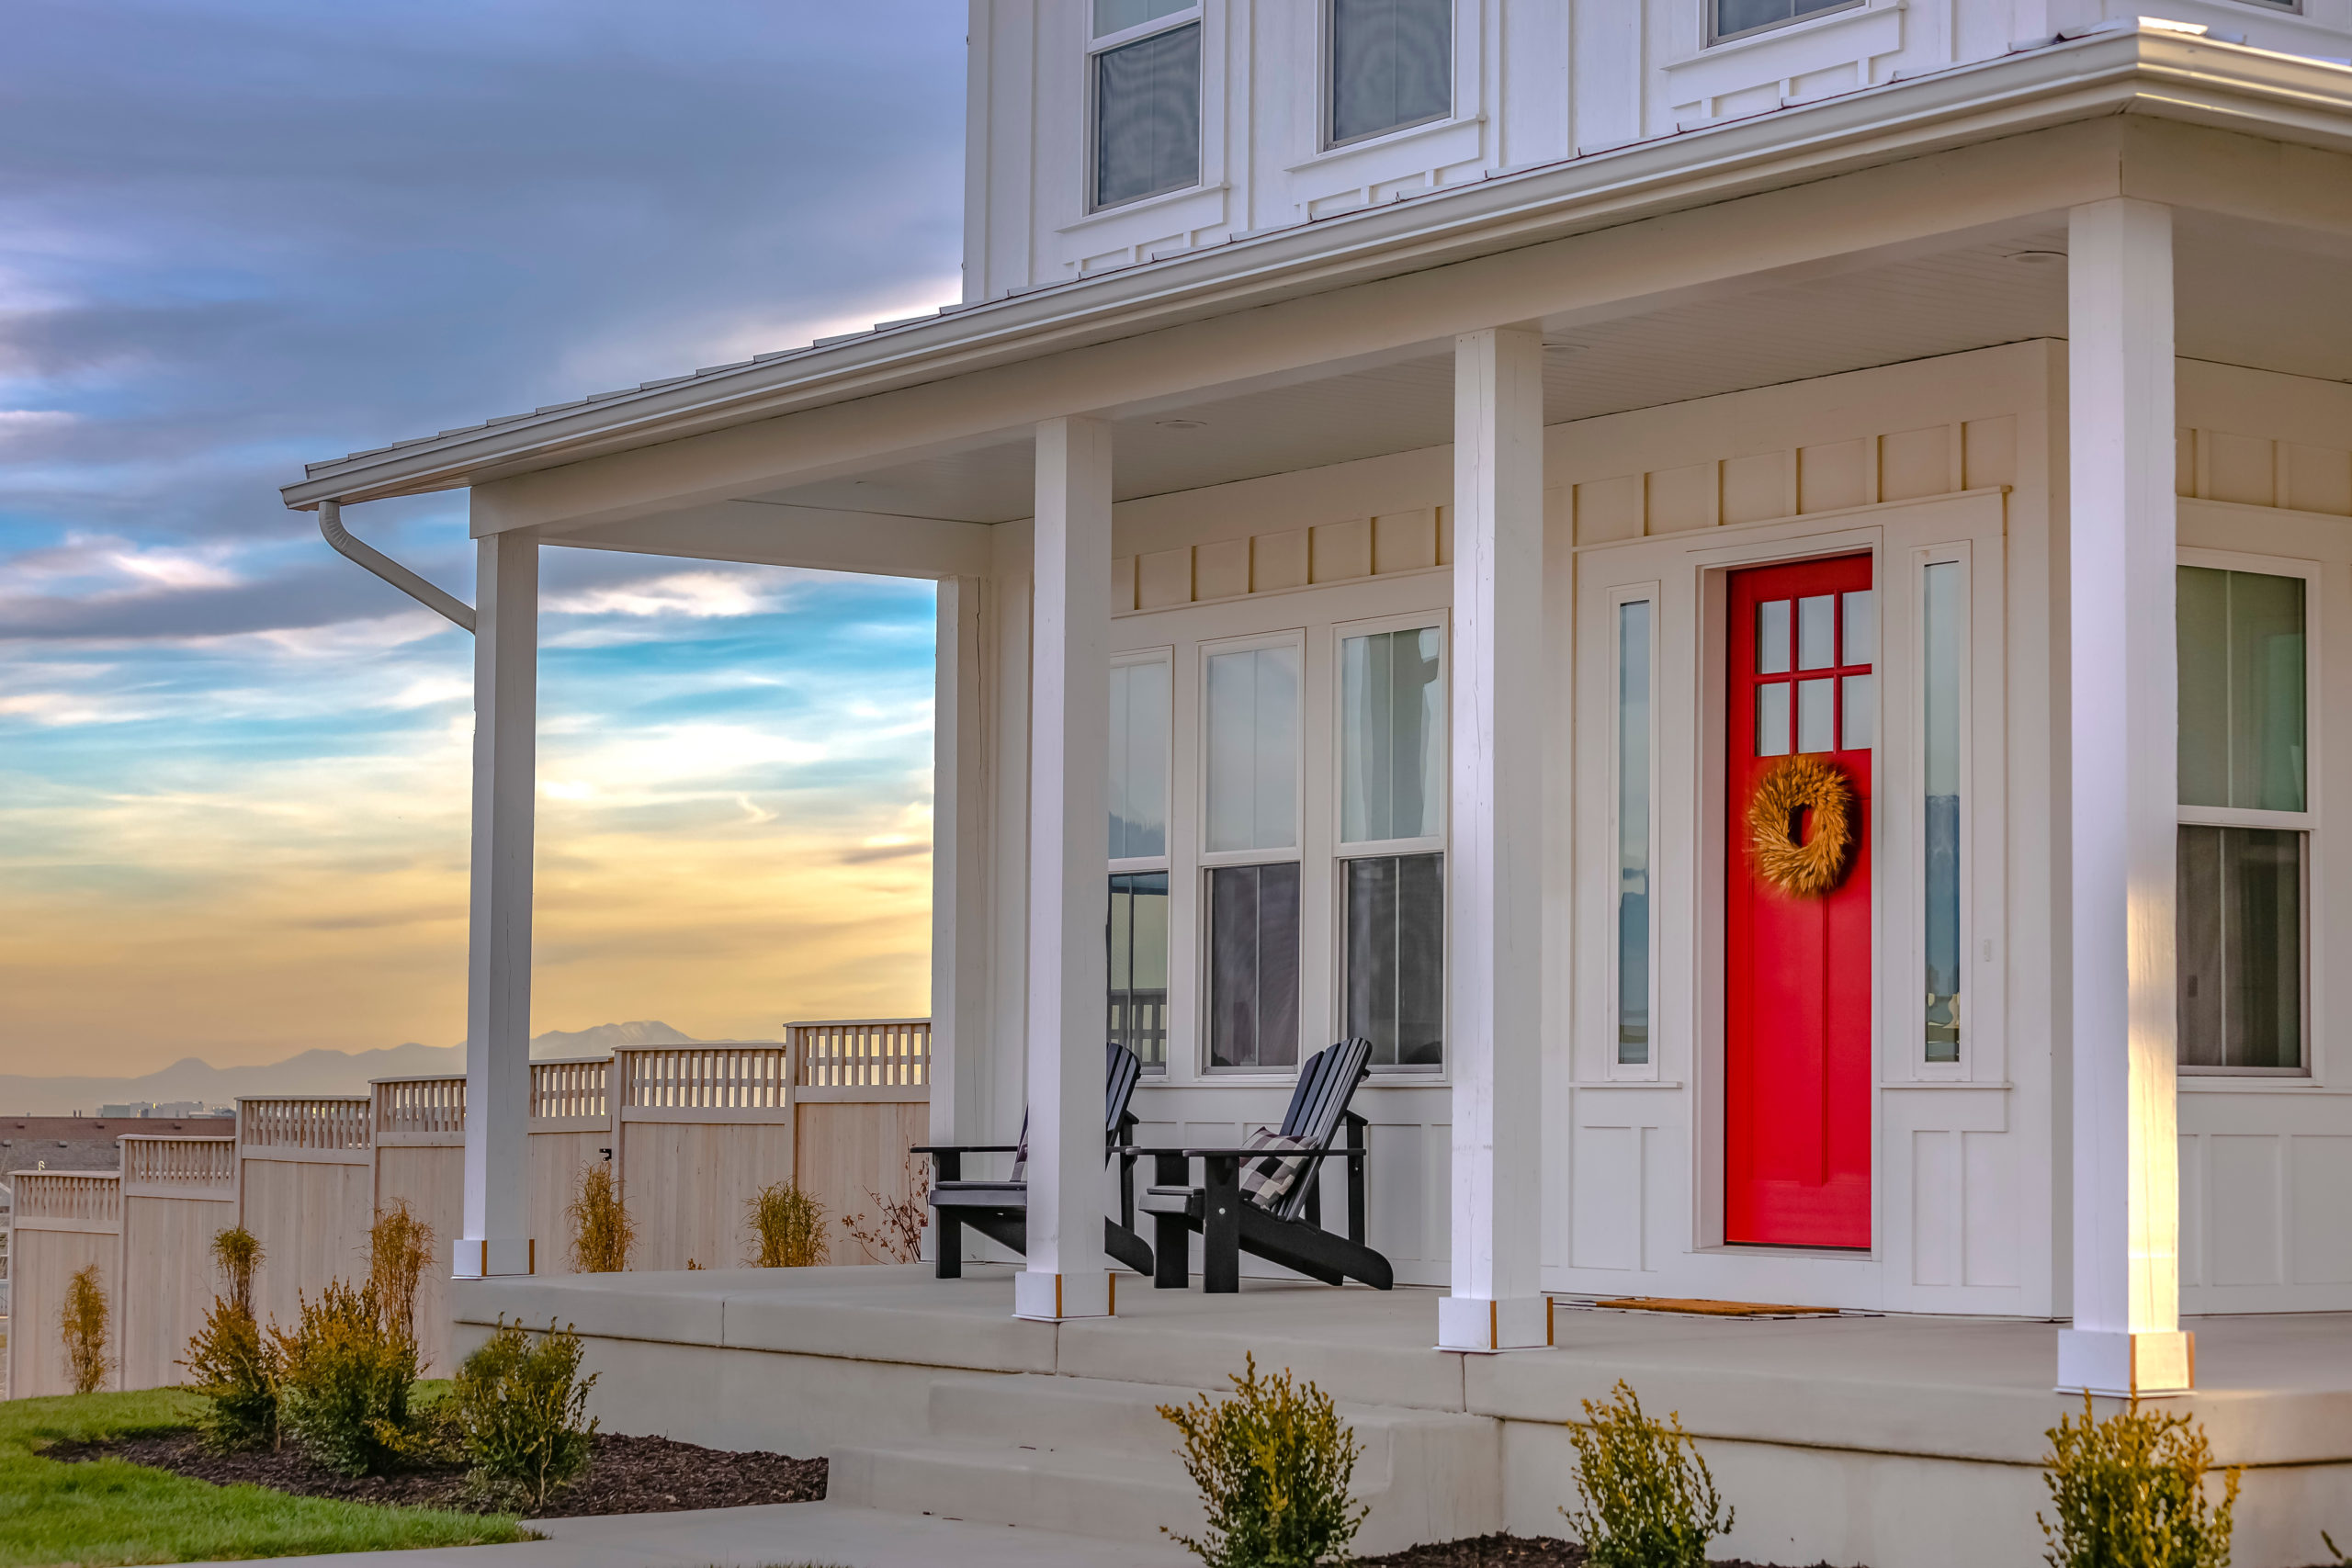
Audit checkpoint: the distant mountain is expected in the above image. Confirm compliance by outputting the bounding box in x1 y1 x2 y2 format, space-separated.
0 1022 702 1116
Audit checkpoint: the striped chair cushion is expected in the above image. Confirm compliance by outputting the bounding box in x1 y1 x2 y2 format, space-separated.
1238 1126 1310 1211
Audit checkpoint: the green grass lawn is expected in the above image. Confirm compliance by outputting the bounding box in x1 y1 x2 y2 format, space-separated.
0 1386 527 1566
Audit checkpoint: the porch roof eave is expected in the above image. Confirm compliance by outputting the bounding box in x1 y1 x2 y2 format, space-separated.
277 27 2352 515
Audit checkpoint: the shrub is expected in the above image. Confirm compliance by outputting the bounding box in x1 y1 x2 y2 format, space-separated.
748 1179 830 1268
2040 1394 2239 1568
184 1299 281 1450
368 1200 435 1345
841 1154 929 1264
273 1280 428 1476
61 1264 111 1394
447 1316 600 1509
567 1163 635 1273
212 1225 264 1318
1561 1381 1732 1568
1159 1353 1366 1568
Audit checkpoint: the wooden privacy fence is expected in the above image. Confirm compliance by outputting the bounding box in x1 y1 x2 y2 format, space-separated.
6 1021 931 1395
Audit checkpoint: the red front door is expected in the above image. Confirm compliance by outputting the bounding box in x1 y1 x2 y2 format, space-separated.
1725 555 1873 1248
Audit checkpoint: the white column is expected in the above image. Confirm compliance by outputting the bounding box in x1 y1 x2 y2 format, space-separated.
1439 325 1549 1351
2058 197 2189 1395
457 530 537 1279
1014 417 1114 1320
928 577 993 1256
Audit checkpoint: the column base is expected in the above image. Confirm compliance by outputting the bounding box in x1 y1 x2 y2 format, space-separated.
1013 1268 1115 1321
2056 1327 2195 1396
1437 1293 1552 1352
452 1236 536 1280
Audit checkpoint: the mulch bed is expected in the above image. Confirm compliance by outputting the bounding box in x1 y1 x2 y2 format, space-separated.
51 1429 826 1519
1358 1535 1850 1568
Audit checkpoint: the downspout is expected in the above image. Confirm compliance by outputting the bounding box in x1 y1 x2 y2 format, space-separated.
316 499 476 633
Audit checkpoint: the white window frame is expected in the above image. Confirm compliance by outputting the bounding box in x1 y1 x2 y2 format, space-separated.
1085 2 1206 216
1197 627 1307 1077
1607 583 1663 1083
1705 0 1863 48
1330 609 1449 1074
2176 546 2322 1078
1912 543 1973 1082
1319 0 1454 152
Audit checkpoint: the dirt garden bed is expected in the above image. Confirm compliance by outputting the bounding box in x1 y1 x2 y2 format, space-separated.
52 1428 827 1518
1357 1535 1852 1568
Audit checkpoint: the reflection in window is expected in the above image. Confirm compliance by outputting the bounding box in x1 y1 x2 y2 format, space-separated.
1108 660 1170 859
1094 0 1191 33
1329 0 1452 147
1207 862 1301 1069
1205 644 1300 852
1713 0 1857 44
1340 626 1442 843
1344 853 1443 1067
1617 601 1651 1065
1923 561 1962 1063
1094 22 1202 209
2177 827 2302 1070
1108 872 1170 1069
2178 565 2306 813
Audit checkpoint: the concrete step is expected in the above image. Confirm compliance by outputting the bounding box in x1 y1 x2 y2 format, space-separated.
832 1370 1505 1552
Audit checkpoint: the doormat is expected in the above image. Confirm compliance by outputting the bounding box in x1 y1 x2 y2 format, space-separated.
1588 1296 1840 1317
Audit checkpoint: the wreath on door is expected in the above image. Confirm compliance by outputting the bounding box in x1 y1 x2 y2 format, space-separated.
1747 753 1856 897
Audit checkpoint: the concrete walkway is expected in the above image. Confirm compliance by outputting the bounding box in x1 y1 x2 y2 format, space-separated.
167 1501 1198 1568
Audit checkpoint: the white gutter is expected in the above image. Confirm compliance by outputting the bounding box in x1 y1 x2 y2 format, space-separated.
317 500 475 633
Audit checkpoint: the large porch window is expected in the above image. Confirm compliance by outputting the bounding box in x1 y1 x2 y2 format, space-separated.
1339 620 1445 1067
1108 653 1172 1067
2177 559 2312 1074
1204 637 1302 1069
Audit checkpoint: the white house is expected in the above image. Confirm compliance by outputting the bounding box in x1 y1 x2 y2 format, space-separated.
287 7 2352 1556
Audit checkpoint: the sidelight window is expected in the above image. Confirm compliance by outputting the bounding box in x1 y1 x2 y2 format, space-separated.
1616 598 1654 1066
1922 560 1962 1063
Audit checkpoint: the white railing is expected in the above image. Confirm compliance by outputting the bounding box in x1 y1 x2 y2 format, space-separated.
239 1096 372 1151
374 1077 466 1138
621 1044 793 1111
12 1170 121 1225
532 1057 609 1121
791 1018 932 1088
120 1135 235 1190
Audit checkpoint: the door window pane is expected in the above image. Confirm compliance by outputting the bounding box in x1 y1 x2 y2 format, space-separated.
1715 0 1856 43
1843 590 1876 664
1206 644 1300 852
1109 660 1170 860
1757 599 1791 674
1842 673 1875 750
1797 594 1836 670
1207 862 1301 1069
1329 0 1452 146
1344 853 1443 1067
1617 602 1651 1066
1756 682 1790 757
1924 561 1962 1063
1108 872 1170 1069
1340 625 1442 842
2177 825 2303 1070
1094 23 1201 209
2177 565 2306 813
1797 677 1835 754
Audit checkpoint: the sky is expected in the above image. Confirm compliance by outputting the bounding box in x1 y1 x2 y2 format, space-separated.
0 1 967 1076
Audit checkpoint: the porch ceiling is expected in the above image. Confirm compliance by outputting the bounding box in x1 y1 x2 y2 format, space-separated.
745 209 2352 526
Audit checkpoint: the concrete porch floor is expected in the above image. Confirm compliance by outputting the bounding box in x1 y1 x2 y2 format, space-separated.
454 1265 2352 1568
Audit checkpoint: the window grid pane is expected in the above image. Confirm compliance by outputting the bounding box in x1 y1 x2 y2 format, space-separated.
1108 660 1170 860
1207 862 1301 1069
1616 602 1651 1065
1107 872 1170 1068
1345 853 1444 1067
1714 0 1856 42
1329 0 1452 146
1205 644 1300 852
2177 826 2302 1069
1094 23 1202 209
1340 626 1442 843
2177 565 2306 813
1094 0 1192 37
1923 561 1962 1063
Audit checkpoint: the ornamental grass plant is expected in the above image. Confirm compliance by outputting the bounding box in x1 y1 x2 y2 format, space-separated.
445 1316 600 1509
368 1200 435 1344
567 1163 636 1273
1561 1380 1733 1568
1159 1353 1366 1568
745 1179 829 1268
61 1264 111 1395
2040 1394 2239 1568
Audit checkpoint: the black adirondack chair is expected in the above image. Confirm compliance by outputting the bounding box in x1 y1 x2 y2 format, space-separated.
917 1041 1153 1279
1132 1037 1390 1292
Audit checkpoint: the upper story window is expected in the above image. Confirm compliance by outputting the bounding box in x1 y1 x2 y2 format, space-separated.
1327 0 1452 148
1710 0 1860 46
1091 1 1203 211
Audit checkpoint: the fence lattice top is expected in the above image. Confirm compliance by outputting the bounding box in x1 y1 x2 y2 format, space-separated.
621 1045 792 1110
374 1077 466 1137
12 1169 121 1223
791 1018 931 1088
532 1057 608 1120
120 1135 235 1190
240 1096 372 1151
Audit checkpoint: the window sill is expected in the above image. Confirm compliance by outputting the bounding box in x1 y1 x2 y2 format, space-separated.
1283 112 1484 175
1059 181 1229 236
